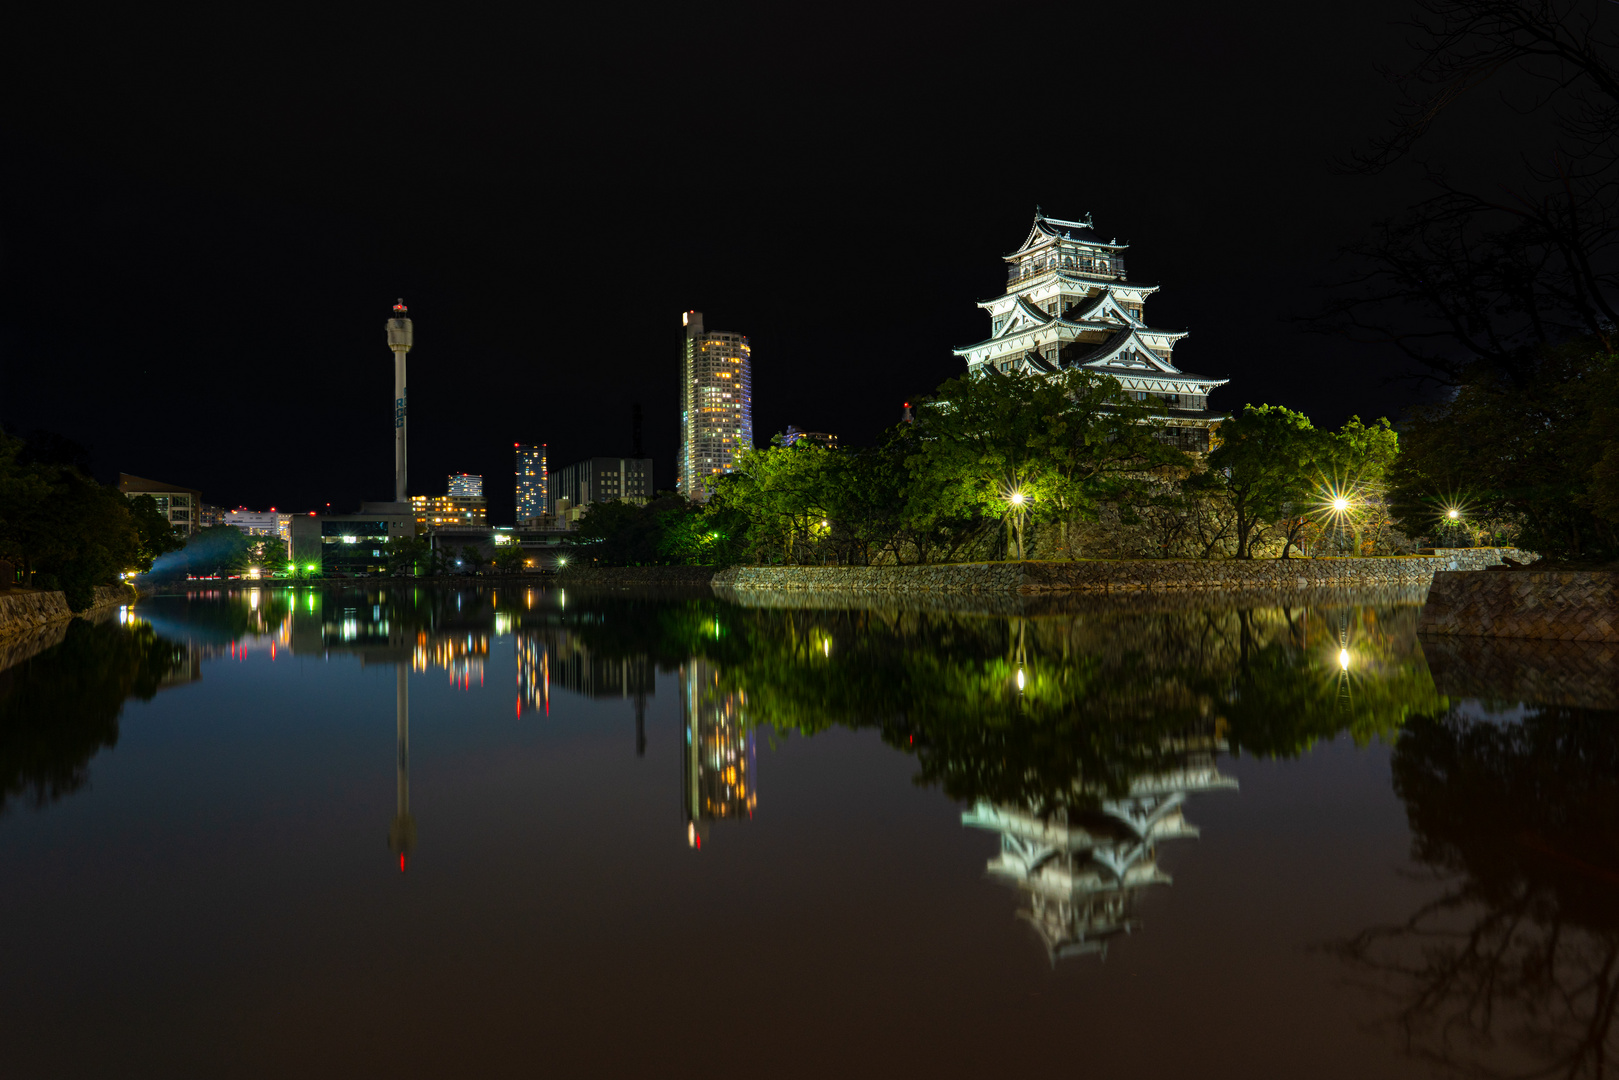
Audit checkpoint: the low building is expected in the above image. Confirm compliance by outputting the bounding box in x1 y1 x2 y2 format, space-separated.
290 503 415 576
548 457 654 525
225 508 293 558
782 426 838 450
199 504 227 528
119 474 203 537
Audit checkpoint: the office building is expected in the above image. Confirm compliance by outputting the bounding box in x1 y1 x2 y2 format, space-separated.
677 310 752 500
781 426 838 450
290 504 415 576
447 472 482 497
199 504 226 528
514 443 547 525
411 473 487 531
548 457 653 524
119 474 203 537
953 208 1228 452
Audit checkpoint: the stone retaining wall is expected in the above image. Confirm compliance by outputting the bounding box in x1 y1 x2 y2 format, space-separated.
1422 634 1617 709
1419 569 1617 641
0 584 138 645
713 549 1533 595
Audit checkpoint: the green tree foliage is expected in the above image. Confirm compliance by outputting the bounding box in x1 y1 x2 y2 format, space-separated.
907 368 1190 561
0 431 181 608
1206 405 1323 558
1391 347 1619 559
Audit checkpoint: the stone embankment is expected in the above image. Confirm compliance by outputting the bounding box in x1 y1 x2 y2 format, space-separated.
713 549 1533 595
0 584 139 667
1419 569 1617 642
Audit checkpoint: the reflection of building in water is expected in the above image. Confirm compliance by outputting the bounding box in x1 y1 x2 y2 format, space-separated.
516 628 653 753
682 660 755 848
515 634 549 717
388 665 416 871
413 630 488 689
963 737 1236 963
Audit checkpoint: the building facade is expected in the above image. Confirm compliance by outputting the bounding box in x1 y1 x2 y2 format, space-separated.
677 310 752 499
411 473 487 531
514 443 548 525
447 472 482 497
548 457 654 524
290 503 415 576
224 509 293 558
953 209 1228 451
781 426 838 450
119 474 203 537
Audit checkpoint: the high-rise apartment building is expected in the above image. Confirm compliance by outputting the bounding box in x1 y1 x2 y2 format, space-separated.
548 457 654 524
677 311 752 500
782 426 838 450
514 443 547 524
447 473 483 497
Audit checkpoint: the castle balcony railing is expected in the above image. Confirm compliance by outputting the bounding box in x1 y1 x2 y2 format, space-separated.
1007 258 1126 288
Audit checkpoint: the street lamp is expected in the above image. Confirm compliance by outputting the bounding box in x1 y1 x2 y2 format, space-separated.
1447 508 1460 520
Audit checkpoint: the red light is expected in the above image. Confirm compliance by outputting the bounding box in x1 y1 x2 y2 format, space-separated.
399 854 406 872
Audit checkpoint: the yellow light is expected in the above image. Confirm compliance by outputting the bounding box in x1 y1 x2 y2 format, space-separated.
1016 668 1026 690
1010 491 1026 506
1338 648 1350 671
1332 498 1349 512
1447 508 1460 520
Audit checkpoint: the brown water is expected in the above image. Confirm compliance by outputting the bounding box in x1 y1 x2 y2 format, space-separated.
0 585 1613 1079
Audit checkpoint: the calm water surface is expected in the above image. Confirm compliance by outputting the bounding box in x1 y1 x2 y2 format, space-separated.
1 585 1614 1079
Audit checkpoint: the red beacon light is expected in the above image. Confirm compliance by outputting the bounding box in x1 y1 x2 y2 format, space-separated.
392 299 408 313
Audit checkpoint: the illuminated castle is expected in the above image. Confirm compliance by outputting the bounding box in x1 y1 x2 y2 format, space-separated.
953 208 1228 451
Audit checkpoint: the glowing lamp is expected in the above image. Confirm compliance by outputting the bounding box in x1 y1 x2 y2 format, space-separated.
1338 648 1350 671
1332 498 1349 512
1447 508 1460 520
1009 491 1026 506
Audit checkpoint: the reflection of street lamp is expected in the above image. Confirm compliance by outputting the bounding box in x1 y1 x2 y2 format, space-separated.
1338 648 1351 671
1447 508 1460 520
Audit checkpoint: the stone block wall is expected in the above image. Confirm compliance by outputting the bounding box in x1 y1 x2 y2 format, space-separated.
1419 569 1618 641
712 549 1533 596
0 583 138 643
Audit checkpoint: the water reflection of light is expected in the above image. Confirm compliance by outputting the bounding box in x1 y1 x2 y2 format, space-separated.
1339 648 1351 671
494 612 513 636
1016 667 1026 691
515 636 549 717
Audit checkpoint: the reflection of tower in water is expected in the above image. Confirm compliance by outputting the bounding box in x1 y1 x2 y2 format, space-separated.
388 665 416 871
963 731 1236 962
515 634 549 717
681 659 756 849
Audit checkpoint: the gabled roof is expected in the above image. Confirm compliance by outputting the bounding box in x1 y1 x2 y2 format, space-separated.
1062 328 1188 374
1010 210 1128 257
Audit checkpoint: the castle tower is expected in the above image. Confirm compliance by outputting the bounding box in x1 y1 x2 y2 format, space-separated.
386 300 414 503
953 209 1229 452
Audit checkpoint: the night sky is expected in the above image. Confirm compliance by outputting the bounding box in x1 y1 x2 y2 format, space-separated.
1 2 1477 523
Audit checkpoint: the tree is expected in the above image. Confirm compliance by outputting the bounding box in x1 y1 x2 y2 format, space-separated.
492 543 527 575
388 535 429 577
458 544 487 574
1206 405 1322 559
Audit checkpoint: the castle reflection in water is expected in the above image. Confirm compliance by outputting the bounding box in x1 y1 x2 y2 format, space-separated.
65 585 1449 965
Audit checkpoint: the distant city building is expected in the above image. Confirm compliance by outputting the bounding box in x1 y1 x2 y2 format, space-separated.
677 310 752 500
953 208 1229 452
781 426 838 450
119 474 202 537
411 493 487 530
411 474 487 531
548 457 653 525
290 503 415 576
199 503 226 528
224 508 293 558
514 443 548 525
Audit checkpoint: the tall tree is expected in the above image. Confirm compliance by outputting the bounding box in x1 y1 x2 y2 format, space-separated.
1206 405 1322 559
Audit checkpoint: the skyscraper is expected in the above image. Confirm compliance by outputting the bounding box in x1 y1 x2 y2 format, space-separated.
514 443 547 524
447 472 483 497
677 311 752 500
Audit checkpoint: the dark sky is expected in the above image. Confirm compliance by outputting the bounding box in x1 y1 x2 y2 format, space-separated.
1 1 1443 522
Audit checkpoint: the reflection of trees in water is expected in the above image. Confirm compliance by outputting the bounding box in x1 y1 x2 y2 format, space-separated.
1336 707 1619 1078
0 619 191 813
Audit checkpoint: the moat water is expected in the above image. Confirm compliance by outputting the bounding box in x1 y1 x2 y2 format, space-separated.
1 585 1614 1079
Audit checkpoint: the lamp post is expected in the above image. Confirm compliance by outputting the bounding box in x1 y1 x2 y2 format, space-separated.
1004 488 1029 561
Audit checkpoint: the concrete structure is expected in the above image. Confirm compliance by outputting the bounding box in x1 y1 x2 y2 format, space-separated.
119 474 203 537
549 457 654 525
954 208 1229 452
514 443 548 525
781 426 837 450
386 300 413 503
289 504 415 576
677 311 752 499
